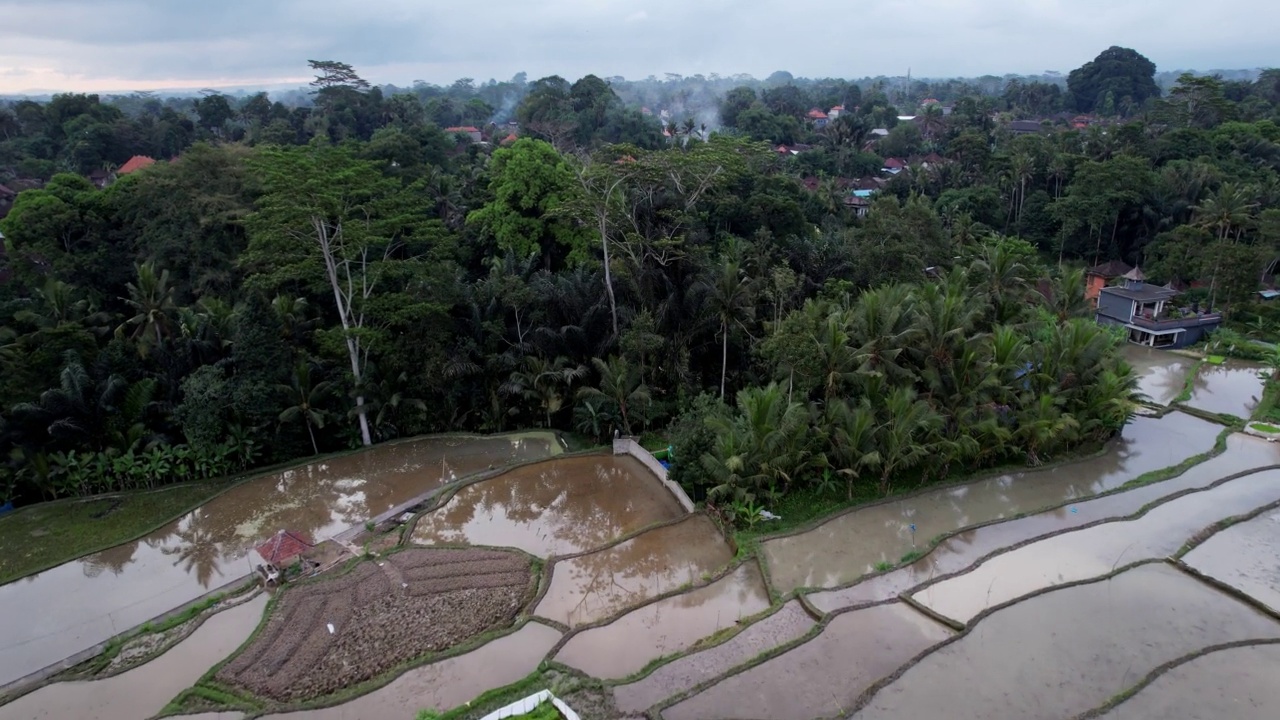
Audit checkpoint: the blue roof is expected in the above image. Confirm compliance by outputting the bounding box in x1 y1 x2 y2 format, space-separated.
1259 290 1280 299
852 189 875 198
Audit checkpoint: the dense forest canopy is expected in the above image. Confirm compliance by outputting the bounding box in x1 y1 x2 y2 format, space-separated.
1 49 1277 520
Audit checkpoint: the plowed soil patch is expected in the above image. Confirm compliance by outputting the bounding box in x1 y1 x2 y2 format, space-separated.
218 548 532 702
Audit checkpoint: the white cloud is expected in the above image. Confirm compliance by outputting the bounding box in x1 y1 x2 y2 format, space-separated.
626 10 649 22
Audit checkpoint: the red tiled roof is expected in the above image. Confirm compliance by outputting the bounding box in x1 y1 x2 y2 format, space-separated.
883 157 907 169
118 155 156 175
922 98 940 105
831 105 845 111
500 134 518 145
444 126 480 133
807 108 828 119
255 529 314 566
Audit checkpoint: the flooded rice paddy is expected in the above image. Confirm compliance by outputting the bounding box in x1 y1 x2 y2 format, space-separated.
663 603 952 720
411 455 686 558
763 411 1219 592
1123 345 1196 406
5 344 1277 718
851 564 1280 720
1183 507 1280 613
0 593 267 720
912 468 1280 624
534 515 732 627
1096 642 1280 719
0 433 557 689
553 562 771 679
259 621 562 720
808 432 1280 612
610 601 815 715
1185 360 1267 418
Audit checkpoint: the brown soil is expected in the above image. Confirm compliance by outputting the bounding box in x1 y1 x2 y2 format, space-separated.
217 548 532 702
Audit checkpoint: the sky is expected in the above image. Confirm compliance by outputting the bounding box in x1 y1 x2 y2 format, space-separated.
0 0 1275 94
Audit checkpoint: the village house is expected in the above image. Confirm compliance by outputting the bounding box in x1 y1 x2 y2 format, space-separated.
1094 267 1222 349
845 190 874 217
118 155 157 176
1008 120 1046 135
881 157 907 175
444 126 483 143
1085 259 1132 305
807 108 829 129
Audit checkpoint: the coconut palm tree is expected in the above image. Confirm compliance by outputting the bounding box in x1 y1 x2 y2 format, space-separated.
578 355 649 436
278 360 333 455
873 386 941 494
826 398 881 499
699 259 756 400
118 261 178 358
503 355 586 428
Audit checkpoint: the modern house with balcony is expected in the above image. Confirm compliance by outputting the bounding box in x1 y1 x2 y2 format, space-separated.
1095 267 1222 349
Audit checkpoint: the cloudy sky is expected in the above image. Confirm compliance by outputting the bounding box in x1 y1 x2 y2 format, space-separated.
0 0 1274 94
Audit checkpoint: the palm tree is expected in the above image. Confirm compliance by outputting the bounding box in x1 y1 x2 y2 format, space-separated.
9 351 127 450
969 243 1031 325
827 398 881 499
919 104 945 140
1010 152 1035 232
849 284 918 383
13 279 90 329
1042 268 1092 322
699 260 756 400
271 294 314 342
118 261 178 358
278 360 333 455
503 355 586 428
1194 182 1259 308
577 355 650 436
873 386 941 494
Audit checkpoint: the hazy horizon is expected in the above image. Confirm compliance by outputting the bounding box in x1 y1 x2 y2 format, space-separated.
0 0 1276 95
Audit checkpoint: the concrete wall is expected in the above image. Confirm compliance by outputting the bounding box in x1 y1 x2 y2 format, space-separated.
1096 291 1132 323
613 438 695 514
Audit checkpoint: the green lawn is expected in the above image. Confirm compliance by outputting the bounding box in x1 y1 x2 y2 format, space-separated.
0 482 226 585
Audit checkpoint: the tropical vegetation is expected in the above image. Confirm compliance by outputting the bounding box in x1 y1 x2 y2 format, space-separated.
1 50 1276 521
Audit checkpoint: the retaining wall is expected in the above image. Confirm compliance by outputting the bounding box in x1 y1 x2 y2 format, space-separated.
613 438 695 514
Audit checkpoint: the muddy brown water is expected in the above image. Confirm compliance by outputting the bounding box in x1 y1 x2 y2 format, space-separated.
913 468 1280 624
554 562 771 680
1184 507 1280 613
851 564 1280 720
258 621 562 720
611 601 815 715
0 593 267 720
1097 643 1280 720
411 455 686 558
1123 345 1196 406
808 432 1280 613
0 433 557 689
1186 360 1267 419
535 515 732 628
663 603 952 720
764 412 1219 592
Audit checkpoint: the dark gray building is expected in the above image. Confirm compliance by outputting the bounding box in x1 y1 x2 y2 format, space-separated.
1094 267 1221 349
